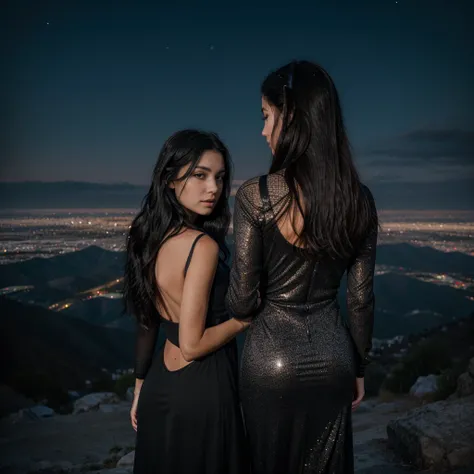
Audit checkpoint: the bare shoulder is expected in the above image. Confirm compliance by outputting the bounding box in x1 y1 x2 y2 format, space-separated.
190 232 219 258
181 231 219 278
165 228 218 258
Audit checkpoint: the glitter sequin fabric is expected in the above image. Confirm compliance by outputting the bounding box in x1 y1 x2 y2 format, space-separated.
226 172 377 474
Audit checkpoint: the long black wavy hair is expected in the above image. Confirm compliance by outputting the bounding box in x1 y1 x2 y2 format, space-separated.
261 60 378 258
124 129 232 327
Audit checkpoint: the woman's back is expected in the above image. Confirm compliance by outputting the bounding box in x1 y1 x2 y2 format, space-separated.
154 229 230 371
155 229 211 322
228 172 375 310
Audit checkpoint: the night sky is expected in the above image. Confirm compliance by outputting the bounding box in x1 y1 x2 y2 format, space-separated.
2 1 473 206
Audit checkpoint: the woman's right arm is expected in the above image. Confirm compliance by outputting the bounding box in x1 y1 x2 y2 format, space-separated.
131 319 159 430
179 235 247 362
134 318 159 382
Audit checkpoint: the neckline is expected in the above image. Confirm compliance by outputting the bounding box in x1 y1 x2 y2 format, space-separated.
273 222 308 250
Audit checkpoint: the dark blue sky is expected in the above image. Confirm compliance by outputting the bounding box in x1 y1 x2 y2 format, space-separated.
2 0 473 192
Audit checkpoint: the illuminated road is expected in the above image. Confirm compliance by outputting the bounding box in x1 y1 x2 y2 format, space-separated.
48 277 123 311
0 285 34 296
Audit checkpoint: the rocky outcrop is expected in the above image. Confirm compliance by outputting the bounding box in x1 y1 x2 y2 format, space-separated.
456 372 474 398
9 404 55 423
116 450 135 467
73 392 121 414
387 394 474 471
409 374 438 398
454 357 474 398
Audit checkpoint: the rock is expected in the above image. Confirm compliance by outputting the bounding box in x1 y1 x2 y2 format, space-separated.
456 372 474 398
68 390 81 400
30 404 55 417
409 374 438 397
10 404 55 422
387 394 474 470
125 387 135 402
116 447 129 458
468 357 474 377
73 392 121 414
116 450 135 467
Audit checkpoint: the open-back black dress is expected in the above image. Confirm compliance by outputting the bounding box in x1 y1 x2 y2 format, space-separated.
133 233 248 474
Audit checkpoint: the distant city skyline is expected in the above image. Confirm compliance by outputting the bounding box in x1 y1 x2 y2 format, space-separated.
2 0 473 209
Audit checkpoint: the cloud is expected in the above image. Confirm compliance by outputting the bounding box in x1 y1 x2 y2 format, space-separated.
402 129 474 145
367 128 473 163
360 128 474 182
366 178 474 210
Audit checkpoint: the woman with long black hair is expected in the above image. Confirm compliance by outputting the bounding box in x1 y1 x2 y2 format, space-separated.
226 61 378 473
124 129 248 474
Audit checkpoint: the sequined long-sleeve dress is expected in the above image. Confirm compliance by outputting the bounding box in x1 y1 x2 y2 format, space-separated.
226 172 377 474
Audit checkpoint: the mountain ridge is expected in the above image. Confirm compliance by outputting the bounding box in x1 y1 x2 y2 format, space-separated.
0 297 135 400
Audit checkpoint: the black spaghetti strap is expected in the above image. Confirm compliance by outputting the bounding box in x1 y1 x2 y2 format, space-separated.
259 175 277 269
259 175 270 215
184 233 206 277
259 175 276 225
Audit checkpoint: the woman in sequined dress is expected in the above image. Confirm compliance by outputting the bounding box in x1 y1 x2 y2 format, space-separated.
226 61 378 473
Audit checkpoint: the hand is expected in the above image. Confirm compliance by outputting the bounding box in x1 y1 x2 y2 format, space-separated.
238 318 252 330
130 390 140 431
352 377 365 411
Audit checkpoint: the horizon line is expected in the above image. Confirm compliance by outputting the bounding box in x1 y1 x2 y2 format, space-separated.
0 179 249 186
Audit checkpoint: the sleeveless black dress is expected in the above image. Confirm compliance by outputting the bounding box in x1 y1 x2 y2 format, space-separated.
133 234 248 474
226 174 378 474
